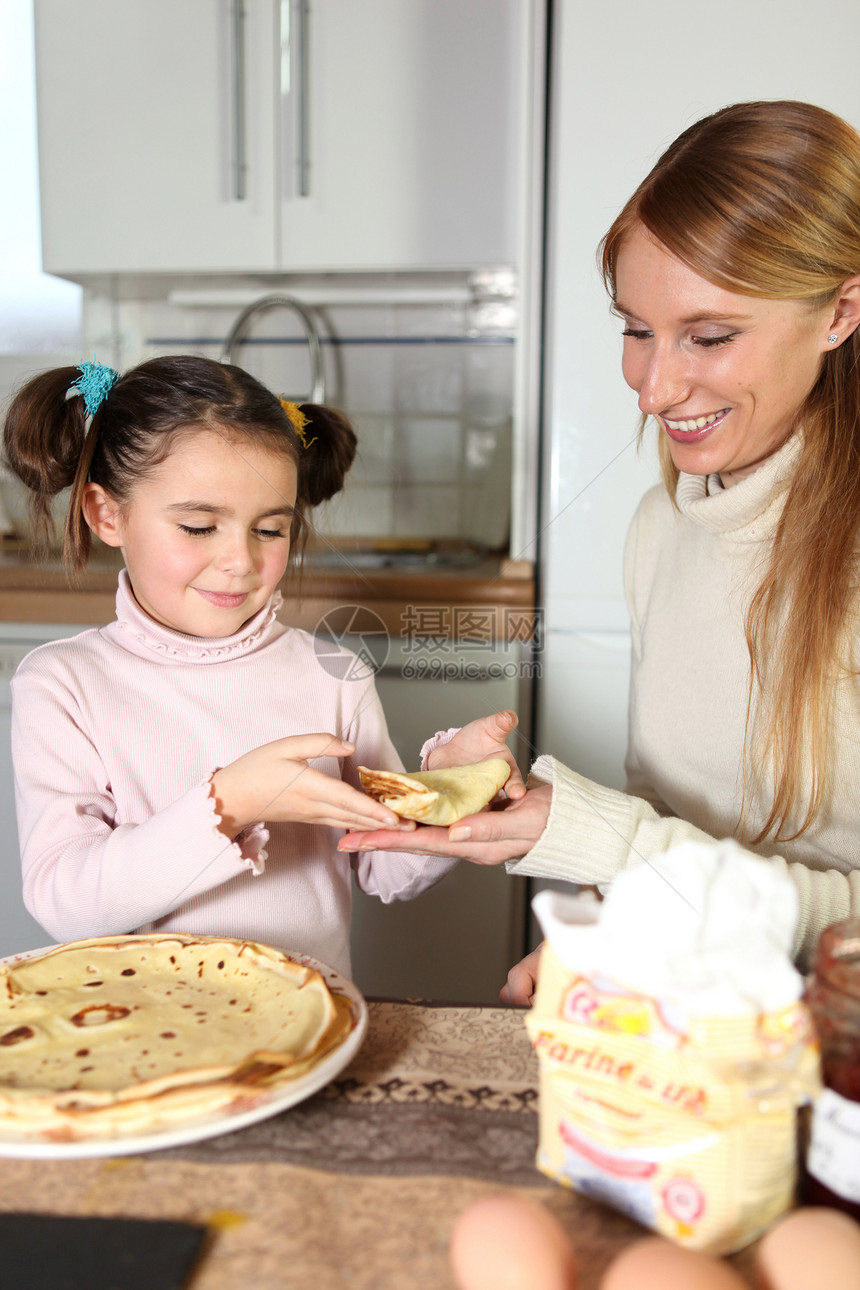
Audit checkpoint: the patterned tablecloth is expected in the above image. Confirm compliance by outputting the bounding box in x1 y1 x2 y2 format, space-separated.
157 1000 543 1183
0 1002 756 1290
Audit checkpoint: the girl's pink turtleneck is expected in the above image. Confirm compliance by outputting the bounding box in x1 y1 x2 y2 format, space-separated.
11 570 456 974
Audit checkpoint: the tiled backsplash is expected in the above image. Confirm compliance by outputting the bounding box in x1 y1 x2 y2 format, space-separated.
82 278 516 550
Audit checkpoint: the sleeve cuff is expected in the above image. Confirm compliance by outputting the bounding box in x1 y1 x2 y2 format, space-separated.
419 727 459 770
232 821 270 875
505 755 643 884
203 776 268 875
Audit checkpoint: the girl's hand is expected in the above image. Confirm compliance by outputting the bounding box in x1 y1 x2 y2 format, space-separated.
427 710 527 801
338 783 552 865
499 944 543 1007
211 733 404 837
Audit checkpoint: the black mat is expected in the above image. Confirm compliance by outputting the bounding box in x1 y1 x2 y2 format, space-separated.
0 1213 208 1290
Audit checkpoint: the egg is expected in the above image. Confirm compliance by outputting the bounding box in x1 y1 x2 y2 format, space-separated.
754 1207 860 1290
599 1237 749 1290
449 1194 578 1290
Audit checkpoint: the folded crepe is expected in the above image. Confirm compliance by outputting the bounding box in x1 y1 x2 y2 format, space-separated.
358 758 511 825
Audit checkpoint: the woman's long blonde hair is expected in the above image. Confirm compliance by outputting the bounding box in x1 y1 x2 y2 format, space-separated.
600 100 860 843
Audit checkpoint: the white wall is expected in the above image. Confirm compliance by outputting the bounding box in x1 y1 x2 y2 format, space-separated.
537 0 860 783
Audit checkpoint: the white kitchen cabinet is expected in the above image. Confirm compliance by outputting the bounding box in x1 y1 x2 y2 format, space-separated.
34 0 525 278
350 635 531 1003
34 1 279 275
275 0 522 272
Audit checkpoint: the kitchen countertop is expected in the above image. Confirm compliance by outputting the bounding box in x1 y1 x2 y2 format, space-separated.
0 545 535 642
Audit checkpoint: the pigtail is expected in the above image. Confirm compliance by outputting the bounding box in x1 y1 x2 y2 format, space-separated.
2 367 93 563
294 404 357 508
4 358 352 578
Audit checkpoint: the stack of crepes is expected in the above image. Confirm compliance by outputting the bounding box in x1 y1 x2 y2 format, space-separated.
526 841 822 1254
0 933 353 1142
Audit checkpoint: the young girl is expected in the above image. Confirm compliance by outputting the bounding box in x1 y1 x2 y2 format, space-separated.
3 354 457 976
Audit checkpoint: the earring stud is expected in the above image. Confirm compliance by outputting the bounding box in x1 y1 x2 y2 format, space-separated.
828 333 839 344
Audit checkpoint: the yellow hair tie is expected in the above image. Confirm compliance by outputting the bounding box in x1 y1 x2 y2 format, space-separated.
280 398 317 449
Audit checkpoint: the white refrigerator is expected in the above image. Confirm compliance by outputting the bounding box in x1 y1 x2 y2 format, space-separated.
534 1 860 812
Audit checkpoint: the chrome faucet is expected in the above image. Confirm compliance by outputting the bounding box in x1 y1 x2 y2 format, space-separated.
219 293 326 404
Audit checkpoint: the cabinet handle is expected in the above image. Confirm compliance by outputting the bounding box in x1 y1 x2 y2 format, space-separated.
231 0 247 200
295 0 310 196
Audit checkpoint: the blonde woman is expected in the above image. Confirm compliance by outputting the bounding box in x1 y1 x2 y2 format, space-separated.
343 101 860 1001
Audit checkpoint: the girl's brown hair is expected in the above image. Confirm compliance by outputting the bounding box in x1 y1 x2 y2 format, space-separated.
600 100 860 843
3 355 356 572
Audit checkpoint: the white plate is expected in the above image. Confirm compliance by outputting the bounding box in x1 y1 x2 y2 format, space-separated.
0 944 368 1160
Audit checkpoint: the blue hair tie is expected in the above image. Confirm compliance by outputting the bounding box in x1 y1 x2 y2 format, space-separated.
70 360 119 418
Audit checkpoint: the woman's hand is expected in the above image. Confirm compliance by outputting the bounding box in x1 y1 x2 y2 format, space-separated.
499 945 543 1006
426 710 526 801
338 783 552 866
211 733 405 838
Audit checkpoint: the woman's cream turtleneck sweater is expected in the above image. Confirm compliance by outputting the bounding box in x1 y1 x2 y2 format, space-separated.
510 437 860 968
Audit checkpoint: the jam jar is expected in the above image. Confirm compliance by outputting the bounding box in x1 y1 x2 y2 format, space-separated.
803 917 860 1219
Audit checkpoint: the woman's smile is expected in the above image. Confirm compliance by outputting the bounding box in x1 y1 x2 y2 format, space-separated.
665 405 732 441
